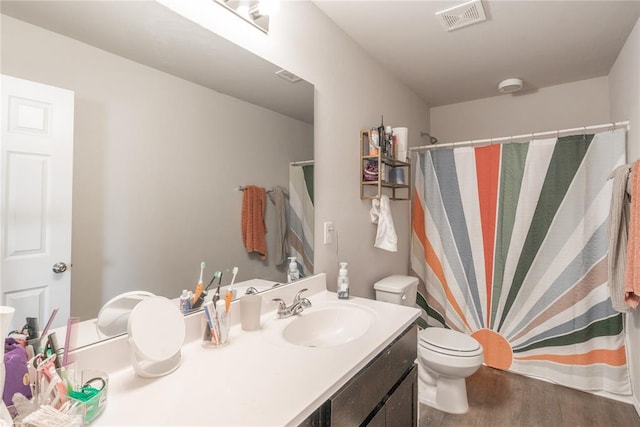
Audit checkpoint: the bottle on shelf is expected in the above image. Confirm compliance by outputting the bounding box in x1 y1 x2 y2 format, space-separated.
377 115 386 157
369 127 380 155
385 126 393 159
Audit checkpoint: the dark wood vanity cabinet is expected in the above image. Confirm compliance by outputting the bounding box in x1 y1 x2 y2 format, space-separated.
300 325 418 427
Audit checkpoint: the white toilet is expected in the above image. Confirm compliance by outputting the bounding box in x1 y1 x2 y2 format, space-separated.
374 275 484 415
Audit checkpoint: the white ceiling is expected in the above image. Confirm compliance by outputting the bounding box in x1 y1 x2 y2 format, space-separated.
313 0 640 107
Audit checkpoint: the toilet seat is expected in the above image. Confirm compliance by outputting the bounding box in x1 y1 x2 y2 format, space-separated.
419 328 482 357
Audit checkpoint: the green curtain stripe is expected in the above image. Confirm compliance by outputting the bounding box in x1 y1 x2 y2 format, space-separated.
418 291 447 327
416 291 429 312
497 135 593 331
414 293 429 329
302 165 314 205
490 142 529 329
513 314 623 354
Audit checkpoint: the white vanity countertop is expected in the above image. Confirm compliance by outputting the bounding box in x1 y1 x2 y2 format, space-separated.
92 278 420 426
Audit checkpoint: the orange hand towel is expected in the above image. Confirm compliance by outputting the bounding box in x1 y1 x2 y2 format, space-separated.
625 160 640 308
241 185 267 260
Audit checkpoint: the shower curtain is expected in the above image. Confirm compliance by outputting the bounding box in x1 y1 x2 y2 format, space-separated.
411 129 630 394
288 163 314 276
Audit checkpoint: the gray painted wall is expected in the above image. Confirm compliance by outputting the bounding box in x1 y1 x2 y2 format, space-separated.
177 1 432 296
430 77 610 143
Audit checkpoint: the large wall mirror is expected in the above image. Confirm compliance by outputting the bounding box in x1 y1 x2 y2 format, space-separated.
1 1 314 348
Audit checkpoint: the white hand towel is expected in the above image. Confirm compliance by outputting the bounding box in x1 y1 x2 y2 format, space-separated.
370 195 398 252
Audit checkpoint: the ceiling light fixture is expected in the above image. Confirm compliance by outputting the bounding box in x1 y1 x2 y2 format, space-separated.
498 78 523 94
256 0 280 17
216 0 280 33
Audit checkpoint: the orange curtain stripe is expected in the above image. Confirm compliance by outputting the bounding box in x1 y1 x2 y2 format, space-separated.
474 145 501 326
413 191 471 331
514 347 627 367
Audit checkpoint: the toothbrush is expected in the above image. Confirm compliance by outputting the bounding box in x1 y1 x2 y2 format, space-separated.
203 302 218 344
225 267 238 313
212 271 223 305
205 271 221 292
191 261 206 306
230 266 238 286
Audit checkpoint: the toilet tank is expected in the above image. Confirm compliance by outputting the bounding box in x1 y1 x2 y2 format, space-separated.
373 275 419 307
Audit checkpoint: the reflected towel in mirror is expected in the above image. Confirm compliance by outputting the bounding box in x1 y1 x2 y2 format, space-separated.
242 185 267 259
268 186 289 266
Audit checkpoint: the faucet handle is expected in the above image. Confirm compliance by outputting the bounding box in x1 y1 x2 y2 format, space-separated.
272 298 287 313
294 288 309 303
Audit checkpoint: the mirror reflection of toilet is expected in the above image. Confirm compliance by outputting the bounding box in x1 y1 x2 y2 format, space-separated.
374 275 484 414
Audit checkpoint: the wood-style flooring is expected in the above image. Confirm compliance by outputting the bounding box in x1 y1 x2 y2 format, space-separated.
419 366 640 427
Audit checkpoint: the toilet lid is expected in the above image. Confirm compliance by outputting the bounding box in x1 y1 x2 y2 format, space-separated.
419 328 482 356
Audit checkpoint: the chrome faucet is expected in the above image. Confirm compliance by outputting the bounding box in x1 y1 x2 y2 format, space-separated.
272 288 312 319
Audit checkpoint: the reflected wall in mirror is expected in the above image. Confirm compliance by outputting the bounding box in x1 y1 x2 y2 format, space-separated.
0 1 314 348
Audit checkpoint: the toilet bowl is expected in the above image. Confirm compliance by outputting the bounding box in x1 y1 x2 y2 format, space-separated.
417 327 483 414
373 275 484 415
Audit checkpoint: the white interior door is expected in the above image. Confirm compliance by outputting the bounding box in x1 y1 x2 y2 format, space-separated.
1 74 74 331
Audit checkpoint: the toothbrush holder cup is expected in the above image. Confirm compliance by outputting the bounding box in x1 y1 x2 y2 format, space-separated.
202 310 230 348
240 294 262 331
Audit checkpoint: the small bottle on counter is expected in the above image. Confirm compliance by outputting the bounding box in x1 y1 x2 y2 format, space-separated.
337 262 350 300
287 256 300 283
180 289 191 314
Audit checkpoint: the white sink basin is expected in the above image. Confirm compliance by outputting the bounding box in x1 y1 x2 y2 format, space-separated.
281 304 374 348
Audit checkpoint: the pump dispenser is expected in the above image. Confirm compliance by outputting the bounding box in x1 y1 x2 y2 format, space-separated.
287 257 300 283
337 262 349 299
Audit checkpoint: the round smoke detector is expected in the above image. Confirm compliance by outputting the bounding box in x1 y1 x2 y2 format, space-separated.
498 78 523 94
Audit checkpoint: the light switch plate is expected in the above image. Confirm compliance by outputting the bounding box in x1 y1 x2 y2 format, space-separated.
324 221 334 244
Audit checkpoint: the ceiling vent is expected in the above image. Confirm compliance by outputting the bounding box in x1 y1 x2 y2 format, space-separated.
436 0 487 32
275 69 302 83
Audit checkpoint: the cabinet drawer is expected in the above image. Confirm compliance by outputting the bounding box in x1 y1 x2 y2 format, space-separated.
329 326 417 426
384 365 418 426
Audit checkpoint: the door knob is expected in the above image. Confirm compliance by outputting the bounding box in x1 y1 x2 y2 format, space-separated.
52 262 68 274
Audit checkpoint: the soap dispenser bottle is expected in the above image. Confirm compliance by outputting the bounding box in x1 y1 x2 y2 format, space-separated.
337 262 349 300
287 257 300 283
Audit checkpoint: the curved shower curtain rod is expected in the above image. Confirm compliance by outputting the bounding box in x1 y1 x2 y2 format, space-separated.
411 121 630 152
290 160 314 166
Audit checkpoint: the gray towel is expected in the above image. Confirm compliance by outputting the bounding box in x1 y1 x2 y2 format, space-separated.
608 164 632 313
268 186 289 266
